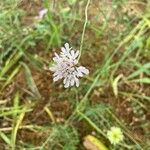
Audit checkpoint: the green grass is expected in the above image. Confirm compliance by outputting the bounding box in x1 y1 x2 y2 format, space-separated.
0 0 150 150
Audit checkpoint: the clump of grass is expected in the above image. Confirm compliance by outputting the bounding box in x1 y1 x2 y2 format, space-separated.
39 125 79 150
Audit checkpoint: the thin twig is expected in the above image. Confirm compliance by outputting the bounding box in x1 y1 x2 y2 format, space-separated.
0 125 41 132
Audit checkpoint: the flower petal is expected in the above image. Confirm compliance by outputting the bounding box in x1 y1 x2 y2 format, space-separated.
64 43 70 51
53 75 60 82
61 47 67 54
78 66 89 75
70 77 75 86
64 78 70 88
74 50 79 59
39 9 48 19
71 50 75 57
49 65 56 71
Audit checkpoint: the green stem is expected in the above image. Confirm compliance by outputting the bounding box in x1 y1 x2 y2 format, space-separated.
77 110 106 137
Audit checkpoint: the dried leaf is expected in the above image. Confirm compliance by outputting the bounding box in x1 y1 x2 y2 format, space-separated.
112 74 123 97
83 135 109 150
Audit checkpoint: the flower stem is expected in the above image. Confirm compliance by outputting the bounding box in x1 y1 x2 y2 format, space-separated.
78 0 91 61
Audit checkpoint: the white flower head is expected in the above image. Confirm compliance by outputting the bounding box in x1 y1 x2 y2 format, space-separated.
39 8 48 19
50 43 89 88
107 127 124 145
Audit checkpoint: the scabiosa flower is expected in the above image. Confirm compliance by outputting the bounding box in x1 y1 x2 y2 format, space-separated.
107 127 124 145
50 43 89 88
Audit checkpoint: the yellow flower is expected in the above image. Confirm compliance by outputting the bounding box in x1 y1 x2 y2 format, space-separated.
107 127 124 145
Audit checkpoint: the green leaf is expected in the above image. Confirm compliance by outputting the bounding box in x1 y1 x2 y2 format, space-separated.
131 78 150 84
0 52 22 78
0 131 11 145
127 62 150 79
1 65 21 90
21 62 41 99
